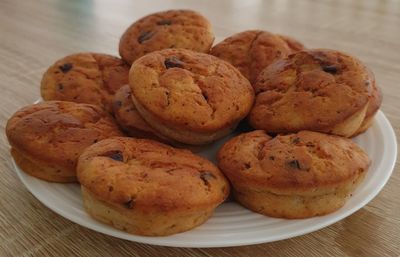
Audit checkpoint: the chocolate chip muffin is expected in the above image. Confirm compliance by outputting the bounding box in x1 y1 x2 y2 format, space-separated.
119 9 214 64
77 137 229 236
41 53 129 112
129 48 254 145
210 30 304 84
217 130 370 219
249 49 373 137
6 101 123 182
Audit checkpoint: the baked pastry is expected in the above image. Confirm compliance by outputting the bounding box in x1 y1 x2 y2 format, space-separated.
210 30 304 84
41 53 129 112
77 137 229 236
129 48 254 145
6 101 123 182
249 49 373 137
353 69 382 136
217 130 370 219
119 9 214 64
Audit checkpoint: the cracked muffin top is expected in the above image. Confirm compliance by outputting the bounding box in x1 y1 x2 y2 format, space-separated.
41 53 129 112
217 130 370 195
6 101 123 171
249 49 372 134
129 48 254 133
210 30 305 84
77 137 229 212
119 9 214 64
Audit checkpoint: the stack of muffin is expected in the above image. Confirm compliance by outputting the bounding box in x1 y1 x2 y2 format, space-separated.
6 9 380 236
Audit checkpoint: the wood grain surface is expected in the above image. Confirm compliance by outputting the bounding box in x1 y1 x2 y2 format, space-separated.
1 0 399 256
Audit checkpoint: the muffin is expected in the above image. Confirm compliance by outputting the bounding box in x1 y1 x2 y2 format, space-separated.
119 9 214 64
77 137 229 236
129 48 254 145
210 30 304 84
6 101 123 182
217 130 371 219
41 53 129 112
249 49 373 137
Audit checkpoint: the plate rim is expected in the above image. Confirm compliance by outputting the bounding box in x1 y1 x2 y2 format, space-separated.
12 110 397 248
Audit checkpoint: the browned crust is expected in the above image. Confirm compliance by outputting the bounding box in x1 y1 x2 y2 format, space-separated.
40 53 129 112
210 30 305 84
249 49 371 134
233 168 366 219
77 137 230 212
6 101 123 177
119 9 214 64
82 187 215 236
129 48 254 135
11 148 77 183
217 130 370 195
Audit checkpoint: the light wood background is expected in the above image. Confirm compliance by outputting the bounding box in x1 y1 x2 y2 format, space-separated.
1 0 399 256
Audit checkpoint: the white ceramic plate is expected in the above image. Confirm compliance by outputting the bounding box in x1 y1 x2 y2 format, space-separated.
13 111 397 248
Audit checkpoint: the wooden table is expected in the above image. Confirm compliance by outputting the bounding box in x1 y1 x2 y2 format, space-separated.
1 0 399 256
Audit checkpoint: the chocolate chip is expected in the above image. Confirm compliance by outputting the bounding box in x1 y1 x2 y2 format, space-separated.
59 63 73 73
322 65 338 74
287 159 301 169
306 142 315 147
137 31 154 43
200 171 216 187
269 156 275 160
57 84 64 91
157 19 172 25
291 137 300 144
244 162 251 169
164 56 184 69
102 150 124 162
114 100 122 109
123 198 135 209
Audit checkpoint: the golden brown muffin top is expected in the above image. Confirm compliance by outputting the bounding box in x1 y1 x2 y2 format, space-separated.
119 9 214 64
41 53 129 112
129 48 254 133
218 130 370 195
6 101 123 171
210 30 304 84
249 49 372 133
77 137 229 212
